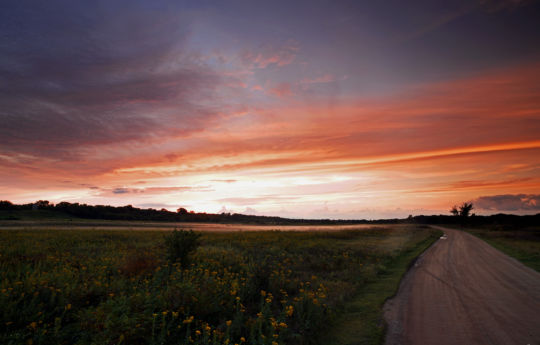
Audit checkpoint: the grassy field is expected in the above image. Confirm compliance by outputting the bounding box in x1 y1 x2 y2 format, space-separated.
321 230 440 345
0 225 440 345
465 226 540 272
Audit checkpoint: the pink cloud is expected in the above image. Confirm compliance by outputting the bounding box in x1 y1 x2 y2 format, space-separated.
269 82 292 97
240 41 299 69
300 74 337 85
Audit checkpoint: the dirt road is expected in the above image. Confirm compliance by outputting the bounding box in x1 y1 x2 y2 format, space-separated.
384 226 540 345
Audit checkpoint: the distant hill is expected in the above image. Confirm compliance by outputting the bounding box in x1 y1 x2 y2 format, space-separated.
1 200 539 227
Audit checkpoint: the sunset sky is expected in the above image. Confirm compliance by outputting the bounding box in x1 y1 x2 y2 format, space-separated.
1 0 540 218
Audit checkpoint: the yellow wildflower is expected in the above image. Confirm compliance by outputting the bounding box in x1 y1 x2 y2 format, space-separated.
285 305 294 317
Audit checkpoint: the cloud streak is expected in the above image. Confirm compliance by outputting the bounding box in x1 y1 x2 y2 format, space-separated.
240 41 299 69
473 194 540 212
0 1 235 162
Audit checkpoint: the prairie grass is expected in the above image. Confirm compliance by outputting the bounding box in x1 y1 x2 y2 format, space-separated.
465 226 540 271
0 225 438 344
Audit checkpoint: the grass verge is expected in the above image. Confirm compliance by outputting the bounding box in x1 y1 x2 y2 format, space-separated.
319 228 442 345
464 227 540 272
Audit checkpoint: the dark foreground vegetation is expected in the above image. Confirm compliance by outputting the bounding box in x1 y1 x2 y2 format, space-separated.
0 226 439 345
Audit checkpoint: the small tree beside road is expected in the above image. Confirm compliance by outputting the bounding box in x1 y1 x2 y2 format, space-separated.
450 202 474 225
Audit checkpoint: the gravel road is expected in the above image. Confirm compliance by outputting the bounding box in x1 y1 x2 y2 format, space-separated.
384 226 540 345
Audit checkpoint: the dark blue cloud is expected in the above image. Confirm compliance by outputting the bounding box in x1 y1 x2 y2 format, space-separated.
112 187 130 194
197 0 540 95
474 194 540 212
0 0 225 159
1 0 539 161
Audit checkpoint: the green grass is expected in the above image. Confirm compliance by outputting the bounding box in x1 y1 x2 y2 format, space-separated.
0 225 439 345
319 227 441 345
465 226 540 272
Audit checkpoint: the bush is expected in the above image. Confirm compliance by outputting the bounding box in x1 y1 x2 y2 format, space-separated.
164 229 201 267
120 251 159 277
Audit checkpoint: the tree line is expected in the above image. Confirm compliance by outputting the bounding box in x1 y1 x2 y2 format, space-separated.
0 200 538 227
0 200 364 225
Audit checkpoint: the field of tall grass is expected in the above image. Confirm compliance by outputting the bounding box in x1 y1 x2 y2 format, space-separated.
0 225 439 345
465 226 540 272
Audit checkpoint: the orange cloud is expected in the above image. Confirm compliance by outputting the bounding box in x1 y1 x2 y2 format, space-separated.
2 63 539 216
269 82 292 97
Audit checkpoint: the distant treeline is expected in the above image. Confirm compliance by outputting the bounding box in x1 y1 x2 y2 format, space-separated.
405 213 540 229
1 200 539 227
0 200 363 225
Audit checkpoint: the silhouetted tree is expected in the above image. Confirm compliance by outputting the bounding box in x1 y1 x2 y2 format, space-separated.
34 200 52 209
0 200 15 210
450 202 474 218
450 202 474 226
459 202 474 217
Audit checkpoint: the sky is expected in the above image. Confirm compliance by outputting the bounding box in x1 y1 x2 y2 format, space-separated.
1 0 540 219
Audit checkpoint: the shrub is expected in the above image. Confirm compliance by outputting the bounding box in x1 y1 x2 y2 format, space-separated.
164 229 201 267
120 251 159 277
